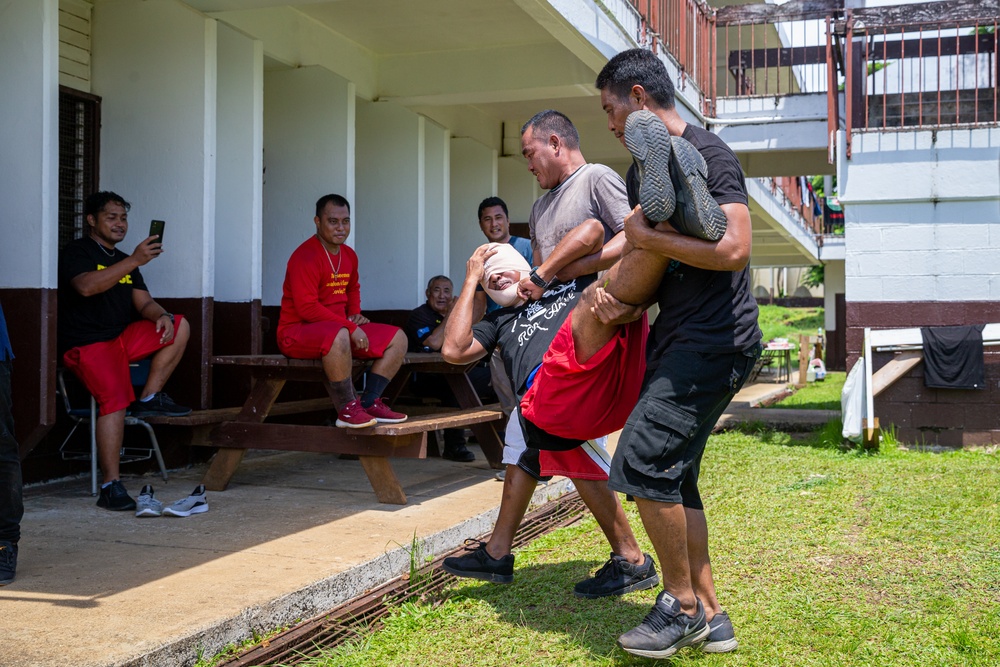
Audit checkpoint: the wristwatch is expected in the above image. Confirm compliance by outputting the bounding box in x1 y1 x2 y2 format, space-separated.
159 312 175 324
528 268 551 289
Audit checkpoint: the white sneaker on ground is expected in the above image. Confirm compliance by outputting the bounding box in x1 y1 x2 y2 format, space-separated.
135 485 164 518
163 485 208 517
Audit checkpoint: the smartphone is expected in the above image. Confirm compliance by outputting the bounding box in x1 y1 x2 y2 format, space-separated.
149 219 165 244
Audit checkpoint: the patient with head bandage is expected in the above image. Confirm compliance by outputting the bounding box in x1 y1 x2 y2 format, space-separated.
481 242 532 308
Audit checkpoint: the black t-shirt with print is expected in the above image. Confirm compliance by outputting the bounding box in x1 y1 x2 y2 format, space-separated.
470 275 593 398
58 237 149 354
626 123 760 366
405 303 444 352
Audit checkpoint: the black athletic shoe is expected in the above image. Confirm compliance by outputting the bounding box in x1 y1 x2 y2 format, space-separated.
442 442 475 463
0 541 17 586
702 610 739 653
96 479 137 511
442 539 514 583
128 392 192 418
668 135 728 241
625 109 676 223
574 552 659 599
618 590 710 659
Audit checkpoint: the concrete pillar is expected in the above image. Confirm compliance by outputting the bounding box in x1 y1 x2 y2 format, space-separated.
450 138 497 281
0 0 59 289
356 101 424 309
422 120 450 284
262 66 354 307
215 24 263 304
824 260 845 332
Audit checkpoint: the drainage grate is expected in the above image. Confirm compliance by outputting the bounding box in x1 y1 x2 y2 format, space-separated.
221 492 588 667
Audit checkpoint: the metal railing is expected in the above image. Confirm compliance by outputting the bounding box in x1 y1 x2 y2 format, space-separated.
845 17 998 137
627 0 717 114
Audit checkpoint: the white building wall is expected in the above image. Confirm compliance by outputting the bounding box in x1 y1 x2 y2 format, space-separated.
356 101 423 310
840 128 1000 302
497 155 540 226
214 25 262 303
0 0 59 290
450 138 497 280
91 0 217 299
262 66 354 307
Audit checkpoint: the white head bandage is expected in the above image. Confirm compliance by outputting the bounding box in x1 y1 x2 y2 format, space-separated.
481 242 531 308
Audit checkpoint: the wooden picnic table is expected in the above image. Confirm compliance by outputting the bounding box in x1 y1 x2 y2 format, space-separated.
198 352 504 504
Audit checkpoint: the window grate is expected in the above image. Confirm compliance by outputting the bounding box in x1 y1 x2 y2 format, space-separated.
58 87 100 249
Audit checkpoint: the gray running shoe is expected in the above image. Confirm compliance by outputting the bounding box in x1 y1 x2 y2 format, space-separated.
668 135 729 241
573 552 659 598
162 485 208 517
618 590 710 659
135 484 164 518
624 109 676 223
701 610 739 653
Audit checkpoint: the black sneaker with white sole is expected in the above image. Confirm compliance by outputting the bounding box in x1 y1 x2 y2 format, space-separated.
573 552 659 598
618 590 710 659
624 109 676 223
442 539 514 584
128 392 192 418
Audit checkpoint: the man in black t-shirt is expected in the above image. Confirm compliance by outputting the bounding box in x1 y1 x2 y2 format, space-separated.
588 49 763 658
404 275 492 462
58 191 191 513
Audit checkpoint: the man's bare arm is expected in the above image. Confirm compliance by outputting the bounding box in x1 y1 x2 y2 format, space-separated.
624 202 752 271
556 230 628 280
442 246 493 364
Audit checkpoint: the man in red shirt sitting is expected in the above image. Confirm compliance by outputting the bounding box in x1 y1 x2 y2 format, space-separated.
277 194 408 428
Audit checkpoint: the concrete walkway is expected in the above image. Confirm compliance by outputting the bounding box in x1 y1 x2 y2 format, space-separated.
1 377 834 667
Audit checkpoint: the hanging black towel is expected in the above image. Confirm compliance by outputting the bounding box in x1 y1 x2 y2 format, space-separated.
920 325 986 389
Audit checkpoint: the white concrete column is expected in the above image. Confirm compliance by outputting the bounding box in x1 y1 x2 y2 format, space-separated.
423 120 451 284
0 0 59 289
356 101 424 309
91 0 217 299
824 260 845 331
449 138 497 281
215 24 263 303
262 66 354 307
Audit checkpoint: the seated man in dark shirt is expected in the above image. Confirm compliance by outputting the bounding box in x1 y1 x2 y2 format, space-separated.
58 191 191 512
405 275 493 462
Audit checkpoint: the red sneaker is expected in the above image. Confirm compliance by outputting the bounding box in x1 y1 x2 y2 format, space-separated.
335 399 377 429
364 398 408 424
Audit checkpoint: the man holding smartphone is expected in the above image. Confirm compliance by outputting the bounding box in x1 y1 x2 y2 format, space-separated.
58 191 191 512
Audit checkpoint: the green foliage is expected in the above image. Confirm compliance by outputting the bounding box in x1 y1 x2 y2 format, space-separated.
757 305 824 344
801 264 825 288
770 371 846 410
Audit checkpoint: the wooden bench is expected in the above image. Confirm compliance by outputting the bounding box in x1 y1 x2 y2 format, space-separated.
198 352 505 504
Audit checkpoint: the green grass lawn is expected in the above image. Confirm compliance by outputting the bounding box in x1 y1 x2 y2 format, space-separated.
757 304 824 345
287 430 1000 667
769 371 846 410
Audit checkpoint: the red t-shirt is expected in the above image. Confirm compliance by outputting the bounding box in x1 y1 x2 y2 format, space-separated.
277 235 361 335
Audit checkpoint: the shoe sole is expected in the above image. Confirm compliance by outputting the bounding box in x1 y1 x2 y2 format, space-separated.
373 415 407 424
625 110 675 223
619 623 711 659
129 409 193 418
135 508 162 518
573 572 659 599
163 503 208 518
442 561 514 584
335 418 377 428
97 502 137 511
669 136 728 241
701 637 739 653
